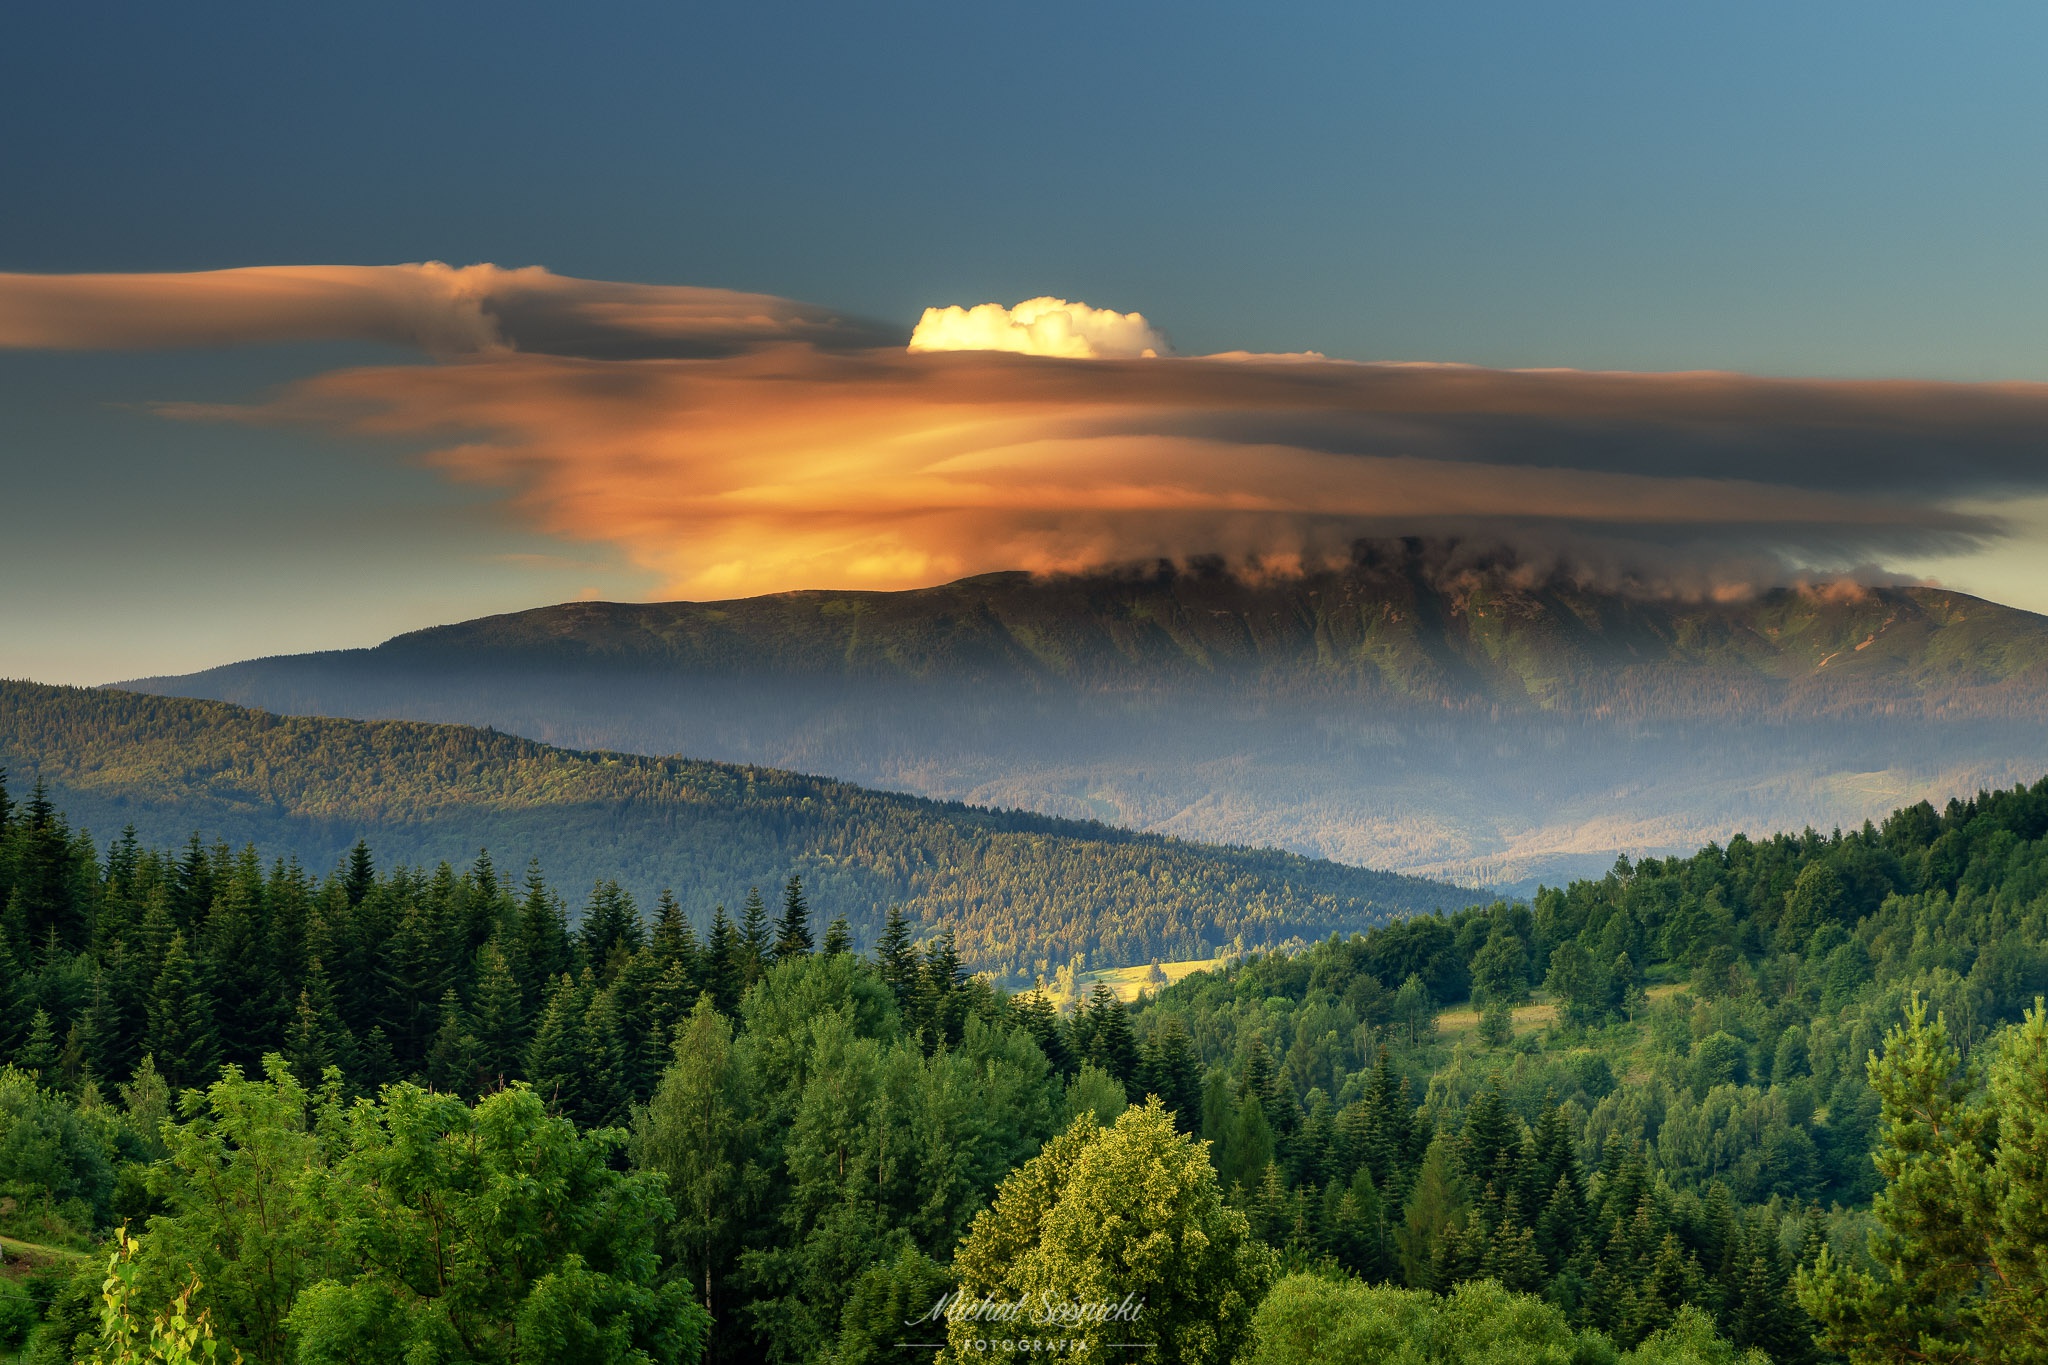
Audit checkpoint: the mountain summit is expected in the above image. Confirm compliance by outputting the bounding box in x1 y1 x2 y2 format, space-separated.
124 549 2048 887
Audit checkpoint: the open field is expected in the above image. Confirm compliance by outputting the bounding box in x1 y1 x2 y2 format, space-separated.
1064 954 1234 1005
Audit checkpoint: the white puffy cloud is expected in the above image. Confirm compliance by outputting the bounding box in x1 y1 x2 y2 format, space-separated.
907 297 1169 359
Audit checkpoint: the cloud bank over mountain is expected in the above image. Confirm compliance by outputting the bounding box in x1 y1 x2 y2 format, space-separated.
8 263 2048 600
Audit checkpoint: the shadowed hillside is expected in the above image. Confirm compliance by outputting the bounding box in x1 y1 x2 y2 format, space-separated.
123 547 2048 887
0 679 1466 974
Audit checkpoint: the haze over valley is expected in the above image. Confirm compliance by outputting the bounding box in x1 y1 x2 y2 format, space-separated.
125 545 2048 889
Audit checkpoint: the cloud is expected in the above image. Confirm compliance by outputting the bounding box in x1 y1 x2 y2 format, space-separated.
908 297 1169 358
0 263 900 357
14 262 2048 601
166 343 2032 602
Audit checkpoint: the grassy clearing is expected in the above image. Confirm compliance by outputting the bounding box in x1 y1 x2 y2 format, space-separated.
0 1235 88 1283
1063 954 1233 1006
1435 998 1561 1039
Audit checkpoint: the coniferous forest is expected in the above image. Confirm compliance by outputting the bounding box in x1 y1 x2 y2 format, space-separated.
3 766 2048 1364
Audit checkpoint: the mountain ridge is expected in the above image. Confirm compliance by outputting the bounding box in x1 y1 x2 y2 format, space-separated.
0 678 1464 974
117 552 2048 887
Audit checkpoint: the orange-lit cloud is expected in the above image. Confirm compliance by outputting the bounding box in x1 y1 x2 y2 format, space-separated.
11 263 2048 600
171 343 2025 600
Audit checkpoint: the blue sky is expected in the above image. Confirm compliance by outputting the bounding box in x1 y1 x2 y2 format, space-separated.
6 1 2048 682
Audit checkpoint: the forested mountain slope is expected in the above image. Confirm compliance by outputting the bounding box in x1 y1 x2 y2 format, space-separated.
5 760 2047 1363
123 547 2048 887
0 679 1461 971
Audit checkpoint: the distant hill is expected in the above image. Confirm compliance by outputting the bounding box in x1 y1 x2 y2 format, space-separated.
0 679 1466 975
122 546 2048 887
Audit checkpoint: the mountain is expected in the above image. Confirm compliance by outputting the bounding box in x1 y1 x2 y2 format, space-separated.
0 679 1464 975
121 545 2048 888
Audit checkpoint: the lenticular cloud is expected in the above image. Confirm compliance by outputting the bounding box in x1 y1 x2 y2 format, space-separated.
8 261 2048 601
908 297 1170 359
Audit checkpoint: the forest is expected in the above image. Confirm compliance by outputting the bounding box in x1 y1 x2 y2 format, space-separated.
0 679 1455 972
3 766 2048 1363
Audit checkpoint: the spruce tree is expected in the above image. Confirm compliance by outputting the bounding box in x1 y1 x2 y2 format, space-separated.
144 932 221 1089
425 989 483 1099
514 862 572 1013
73 964 123 1084
1082 984 1139 1086
705 905 745 1014
1349 1164 1391 1283
737 888 771 986
1014 989 1075 1075
1139 1014 1204 1133
16 1006 60 1078
772 875 814 962
206 868 281 1070
651 890 701 983
342 839 376 906
355 1024 397 1090
469 939 526 1085
821 915 852 956
875 905 918 1005
581 980 632 1128
525 973 591 1119
284 978 353 1090
579 879 642 981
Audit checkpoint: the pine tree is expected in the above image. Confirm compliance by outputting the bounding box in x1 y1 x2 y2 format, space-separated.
342 839 376 906
15 1007 60 1078
705 904 745 1014
737 888 771 986
73 964 123 1084
514 862 572 1014
1138 1014 1204 1133
469 939 526 1085
651 890 701 983
875 905 918 1005
821 915 853 956
1015 988 1076 1075
1083 983 1139 1086
424 989 483 1099
284 974 353 1090
526 973 591 1119
581 980 632 1128
772 875 814 962
579 879 642 981
145 932 220 1089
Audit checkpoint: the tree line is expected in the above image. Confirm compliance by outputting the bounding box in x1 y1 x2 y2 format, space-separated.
5 771 2048 1361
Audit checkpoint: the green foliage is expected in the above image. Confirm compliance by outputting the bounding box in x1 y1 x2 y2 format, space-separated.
288 1083 707 1365
944 1100 1275 1365
1245 1274 1609 1365
1795 995 2048 1365
12 752 2048 1365
88 1227 242 1365
0 680 1456 973
115 1058 707 1365
1246 1275 1770 1365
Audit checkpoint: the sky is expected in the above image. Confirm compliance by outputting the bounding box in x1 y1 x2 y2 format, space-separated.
6 1 2048 684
